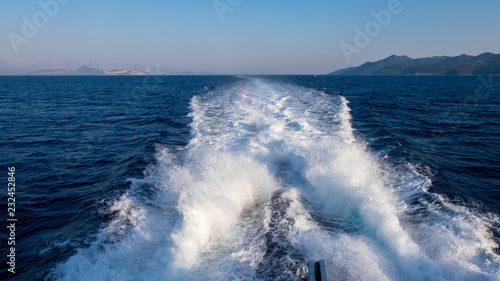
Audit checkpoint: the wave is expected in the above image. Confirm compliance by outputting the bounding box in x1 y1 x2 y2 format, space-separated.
49 77 500 281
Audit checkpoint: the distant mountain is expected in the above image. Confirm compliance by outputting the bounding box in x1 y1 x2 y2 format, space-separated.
328 53 500 75
33 59 83 71
66 66 107 75
26 66 150 76
28 69 70 75
105 69 151 75
0 60 202 75
0 60 23 74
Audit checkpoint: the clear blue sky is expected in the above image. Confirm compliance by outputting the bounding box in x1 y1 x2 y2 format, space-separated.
1 0 499 74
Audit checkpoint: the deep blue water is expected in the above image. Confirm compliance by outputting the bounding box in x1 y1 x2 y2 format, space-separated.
1 75 499 280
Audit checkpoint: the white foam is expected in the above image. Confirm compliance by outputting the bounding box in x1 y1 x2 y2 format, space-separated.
52 77 500 281
167 149 278 270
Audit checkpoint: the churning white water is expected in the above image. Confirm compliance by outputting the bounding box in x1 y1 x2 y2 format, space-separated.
52 77 500 281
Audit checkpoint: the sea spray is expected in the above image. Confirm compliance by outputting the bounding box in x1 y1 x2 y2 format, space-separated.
51 77 500 281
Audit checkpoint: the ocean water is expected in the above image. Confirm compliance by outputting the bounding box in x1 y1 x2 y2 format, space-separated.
1 75 499 281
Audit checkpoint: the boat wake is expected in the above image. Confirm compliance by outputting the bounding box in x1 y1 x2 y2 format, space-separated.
50 77 500 281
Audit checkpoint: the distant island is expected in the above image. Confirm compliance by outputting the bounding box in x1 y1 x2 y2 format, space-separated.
329 52 500 75
0 63 150 76
0 59 211 75
26 66 151 76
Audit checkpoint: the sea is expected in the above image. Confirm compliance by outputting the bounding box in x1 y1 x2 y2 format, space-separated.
1 75 499 281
